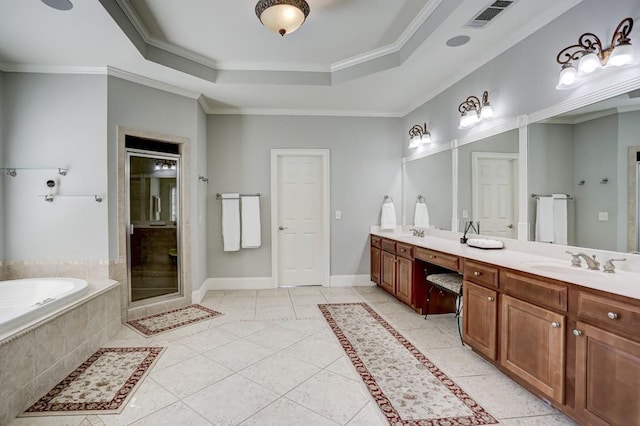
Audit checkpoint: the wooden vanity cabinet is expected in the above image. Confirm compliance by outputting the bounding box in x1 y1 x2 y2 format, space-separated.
463 280 498 360
572 290 640 426
380 248 396 294
370 236 381 285
379 239 414 304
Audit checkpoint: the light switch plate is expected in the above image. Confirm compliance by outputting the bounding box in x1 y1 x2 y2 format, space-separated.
462 210 469 219
598 212 608 221
335 210 341 220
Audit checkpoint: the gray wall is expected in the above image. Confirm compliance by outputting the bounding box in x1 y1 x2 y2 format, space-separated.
404 150 452 230
402 0 640 156
457 129 519 221
0 70 5 262
573 114 618 250
107 76 206 289
2 73 108 260
207 115 403 278
528 123 575 244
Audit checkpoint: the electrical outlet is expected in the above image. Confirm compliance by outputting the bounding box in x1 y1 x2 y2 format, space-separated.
598 212 608 221
335 210 341 220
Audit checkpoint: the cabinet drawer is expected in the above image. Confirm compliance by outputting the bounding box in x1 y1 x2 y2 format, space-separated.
577 292 640 335
396 242 414 260
415 247 459 271
463 260 499 289
371 235 382 248
381 238 396 253
503 271 567 312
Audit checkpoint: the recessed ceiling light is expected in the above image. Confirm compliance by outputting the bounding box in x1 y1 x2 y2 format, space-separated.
41 0 73 11
446 35 471 47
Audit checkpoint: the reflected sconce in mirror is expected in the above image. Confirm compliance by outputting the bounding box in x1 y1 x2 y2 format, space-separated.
408 122 432 148
556 17 634 90
458 91 493 129
154 160 177 171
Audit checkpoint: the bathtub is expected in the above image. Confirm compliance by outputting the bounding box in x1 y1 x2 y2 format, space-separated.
0 277 89 335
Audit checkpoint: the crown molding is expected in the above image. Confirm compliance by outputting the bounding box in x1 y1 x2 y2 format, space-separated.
205 107 403 118
106 67 201 99
0 64 107 74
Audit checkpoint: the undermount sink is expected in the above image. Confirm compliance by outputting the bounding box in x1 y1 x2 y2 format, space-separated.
523 262 598 278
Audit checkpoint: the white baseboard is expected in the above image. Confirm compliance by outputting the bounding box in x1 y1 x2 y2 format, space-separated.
193 275 374 300
329 274 375 287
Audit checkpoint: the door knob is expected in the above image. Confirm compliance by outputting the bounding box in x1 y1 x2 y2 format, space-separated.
278 226 287 231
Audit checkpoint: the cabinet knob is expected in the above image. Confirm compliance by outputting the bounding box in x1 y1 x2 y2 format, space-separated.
607 312 618 320
487 296 495 302
473 271 481 277
573 329 583 337
429 255 436 259
551 322 561 328
400 249 405 252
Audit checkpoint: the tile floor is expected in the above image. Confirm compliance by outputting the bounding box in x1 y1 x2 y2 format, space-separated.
9 286 576 426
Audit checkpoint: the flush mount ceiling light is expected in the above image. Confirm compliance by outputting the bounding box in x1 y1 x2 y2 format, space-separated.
41 0 73 11
408 123 432 149
556 17 634 90
255 0 310 37
458 91 494 129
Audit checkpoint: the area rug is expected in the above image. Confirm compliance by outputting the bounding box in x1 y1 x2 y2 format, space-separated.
126 304 224 337
22 347 165 416
319 303 498 425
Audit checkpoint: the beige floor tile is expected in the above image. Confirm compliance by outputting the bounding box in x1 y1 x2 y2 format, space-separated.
245 325 306 350
401 326 463 350
149 343 198 372
325 356 361 382
455 373 556 419
291 294 328 305
255 297 294 308
499 413 577 425
10 416 91 426
288 286 324 296
294 305 325 319
177 327 239 353
150 354 233 398
128 401 212 426
184 374 279 425
346 402 388 426
223 290 258 298
286 370 370 424
240 354 320 394
280 336 344 368
240 398 339 426
277 318 328 335
98 378 178 426
254 306 296 320
204 339 275 371
420 346 499 378
214 320 271 337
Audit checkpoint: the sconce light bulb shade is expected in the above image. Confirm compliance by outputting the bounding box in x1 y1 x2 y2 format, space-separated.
466 113 479 127
422 132 432 144
480 103 494 119
256 0 310 36
607 43 634 67
557 65 578 88
578 52 602 74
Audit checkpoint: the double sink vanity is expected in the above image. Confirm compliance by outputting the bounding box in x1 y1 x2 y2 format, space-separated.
370 229 640 426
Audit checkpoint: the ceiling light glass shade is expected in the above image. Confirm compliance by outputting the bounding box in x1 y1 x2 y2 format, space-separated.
607 43 634 67
578 52 602 74
480 103 494 119
256 0 310 36
557 65 578 88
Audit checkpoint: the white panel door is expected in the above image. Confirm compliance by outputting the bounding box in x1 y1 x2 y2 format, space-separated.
475 157 517 238
277 155 323 286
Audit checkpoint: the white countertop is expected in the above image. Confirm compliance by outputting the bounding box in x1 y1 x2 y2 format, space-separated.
371 228 640 301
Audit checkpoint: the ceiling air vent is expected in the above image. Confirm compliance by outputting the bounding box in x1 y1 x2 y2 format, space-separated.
465 0 517 29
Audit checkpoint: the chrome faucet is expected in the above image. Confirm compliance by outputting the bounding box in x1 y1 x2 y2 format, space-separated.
409 228 425 238
603 258 626 273
576 253 600 270
566 251 600 270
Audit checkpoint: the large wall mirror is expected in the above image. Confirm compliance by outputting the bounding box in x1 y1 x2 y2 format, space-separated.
457 129 520 238
528 90 640 254
404 149 453 231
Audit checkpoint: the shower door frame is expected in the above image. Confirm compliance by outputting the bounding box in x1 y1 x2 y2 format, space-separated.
125 148 183 307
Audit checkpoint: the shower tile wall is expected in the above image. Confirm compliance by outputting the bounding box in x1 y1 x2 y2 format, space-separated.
3 260 109 280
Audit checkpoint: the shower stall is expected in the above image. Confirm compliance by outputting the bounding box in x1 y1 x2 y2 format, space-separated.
126 149 181 303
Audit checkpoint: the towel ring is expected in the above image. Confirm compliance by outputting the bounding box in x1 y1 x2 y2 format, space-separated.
417 195 425 203
384 195 393 203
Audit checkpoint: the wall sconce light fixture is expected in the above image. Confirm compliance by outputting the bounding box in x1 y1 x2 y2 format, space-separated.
556 17 634 90
408 123 432 148
458 91 493 129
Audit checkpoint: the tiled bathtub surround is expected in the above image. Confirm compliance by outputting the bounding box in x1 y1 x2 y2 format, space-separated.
3 259 110 281
0 282 121 425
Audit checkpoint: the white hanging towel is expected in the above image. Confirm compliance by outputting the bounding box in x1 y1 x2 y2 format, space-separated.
552 193 568 245
380 202 397 230
241 195 261 248
535 196 554 243
414 202 430 228
221 193 240 252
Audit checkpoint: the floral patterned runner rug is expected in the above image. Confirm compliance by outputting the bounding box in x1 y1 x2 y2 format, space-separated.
319 303 498 425
126 304 224 337
22 347 165 416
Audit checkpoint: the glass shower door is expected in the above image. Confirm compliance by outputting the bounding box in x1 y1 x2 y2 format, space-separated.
126 151 181 303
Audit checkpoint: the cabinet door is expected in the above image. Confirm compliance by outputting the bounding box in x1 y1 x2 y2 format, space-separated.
370 246 381 285
395 256 413 304
575 322 640 426
501 295 565 403
463 281 498 360
381 251 396 295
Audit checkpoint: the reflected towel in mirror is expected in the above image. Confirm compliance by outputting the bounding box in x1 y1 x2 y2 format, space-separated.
414 201 430 228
